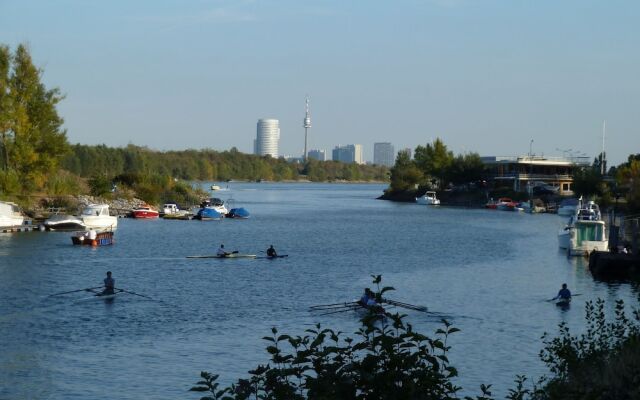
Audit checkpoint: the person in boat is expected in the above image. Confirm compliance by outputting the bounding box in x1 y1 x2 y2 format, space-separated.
103 271 115 295
266 245 277 257
217 244 229 257
359 288 372 306
553 283 572 301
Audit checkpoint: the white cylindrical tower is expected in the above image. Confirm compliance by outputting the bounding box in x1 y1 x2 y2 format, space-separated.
256 119 280 158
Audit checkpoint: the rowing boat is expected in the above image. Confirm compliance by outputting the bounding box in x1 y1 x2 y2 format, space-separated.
75 291 120 302
186 254 257 259
258 254 289 259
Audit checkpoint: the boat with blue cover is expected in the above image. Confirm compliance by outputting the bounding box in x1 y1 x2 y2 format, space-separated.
227 207 250 219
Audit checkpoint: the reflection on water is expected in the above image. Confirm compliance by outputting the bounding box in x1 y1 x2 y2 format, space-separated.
1 183 637 399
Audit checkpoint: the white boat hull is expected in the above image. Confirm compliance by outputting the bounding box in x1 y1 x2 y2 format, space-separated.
0 201 25 228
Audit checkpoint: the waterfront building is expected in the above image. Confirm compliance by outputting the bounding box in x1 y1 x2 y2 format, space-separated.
255 119 280 158
373 142 395 167
481 155 591 195
332 144 364 164
307 149 326 161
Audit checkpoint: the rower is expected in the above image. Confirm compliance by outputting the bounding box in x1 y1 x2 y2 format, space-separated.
103 271 115 295
359 288 372 306
217 244 229 257
266 245 277 257
553 283 572 301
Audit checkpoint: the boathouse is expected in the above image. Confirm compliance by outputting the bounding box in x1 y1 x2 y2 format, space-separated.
481 155 591 195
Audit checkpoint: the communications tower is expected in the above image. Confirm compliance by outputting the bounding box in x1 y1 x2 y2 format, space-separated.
303 95 311 161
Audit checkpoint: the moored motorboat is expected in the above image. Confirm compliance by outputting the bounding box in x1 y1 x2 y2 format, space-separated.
71 230 114 246
44 214 86 231
416 191 440 205
557 198 579 216
0 200 25 228
80 204 118 230
132 204 159 219
161 203 193 220
227 207 250 219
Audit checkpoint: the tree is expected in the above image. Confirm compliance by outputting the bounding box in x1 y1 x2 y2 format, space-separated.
616 155 640 212
388 151 423 193
0 44 69 194
414 138 454 189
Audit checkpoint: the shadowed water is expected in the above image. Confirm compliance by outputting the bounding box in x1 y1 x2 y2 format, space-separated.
1 183 636 399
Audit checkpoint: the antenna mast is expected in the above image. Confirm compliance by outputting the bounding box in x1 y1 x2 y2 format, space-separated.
303 95 311 162
601 120 606 175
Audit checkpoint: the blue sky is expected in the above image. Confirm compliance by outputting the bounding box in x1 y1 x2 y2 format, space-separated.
1 0 638 165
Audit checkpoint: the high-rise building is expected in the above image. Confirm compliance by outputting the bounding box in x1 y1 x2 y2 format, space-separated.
255 119 280 158
307 149 326 161
332 144 364 164
373 142 395 167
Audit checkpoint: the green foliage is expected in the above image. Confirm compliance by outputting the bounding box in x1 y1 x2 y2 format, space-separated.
532 298 640 400
44 169 87 196
387 151 423 193
414 138 454 189
571 166 604 198
0 168 20 195
0 44 69 194
446 153 485 185
616 156 640 213
61 144 388 183
88 174 113 197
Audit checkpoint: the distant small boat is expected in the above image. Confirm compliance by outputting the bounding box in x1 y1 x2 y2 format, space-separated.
80 204 118 230
161 203 193 220
227 207 250 219
211 185 221 191
557 198 579 216
132 204 159 219
44 214 86 231
71 230 114 246
415 191 440 205
0 201 25 228
187 253 257 259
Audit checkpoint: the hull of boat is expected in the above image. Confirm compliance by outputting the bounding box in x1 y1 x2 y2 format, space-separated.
196 207 223 220
132 210 159 219
0 201 25 228
71 231 114 246
81 216 118 230
187 254 257 259
227 208 250 218
75 292 119 302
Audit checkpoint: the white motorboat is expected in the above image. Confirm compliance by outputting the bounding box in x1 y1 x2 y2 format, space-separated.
79 204 118 230
557 198 608 255
557 198 579 216
416 191 440 205
0 201 25 228
43 214 86 231
567 219 608 256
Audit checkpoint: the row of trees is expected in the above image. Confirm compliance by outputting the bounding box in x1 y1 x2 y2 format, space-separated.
60 144 389 184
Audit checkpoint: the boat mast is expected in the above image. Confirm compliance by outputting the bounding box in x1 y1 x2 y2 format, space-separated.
601 120 606 175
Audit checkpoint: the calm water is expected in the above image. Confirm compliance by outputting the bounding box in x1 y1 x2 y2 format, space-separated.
1 183 637 399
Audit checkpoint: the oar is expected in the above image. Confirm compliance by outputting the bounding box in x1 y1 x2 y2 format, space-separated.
47 286 103 297
318 305 362 316
310 301 359 309
118 289 155 300
310 305 360 312
383 299 428 312
545 293 582 302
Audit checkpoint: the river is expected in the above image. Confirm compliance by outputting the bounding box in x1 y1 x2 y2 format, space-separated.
0 183 636 399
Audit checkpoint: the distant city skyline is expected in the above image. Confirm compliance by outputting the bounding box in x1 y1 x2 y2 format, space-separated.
2 1 638 166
